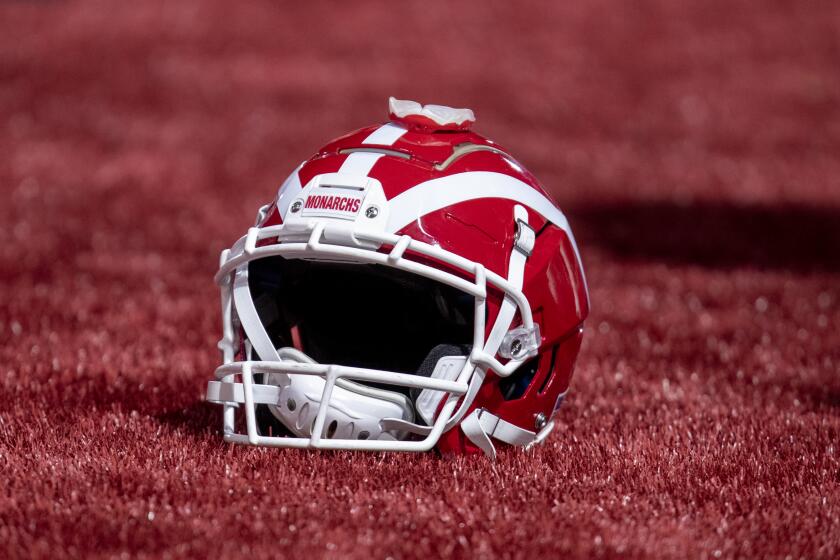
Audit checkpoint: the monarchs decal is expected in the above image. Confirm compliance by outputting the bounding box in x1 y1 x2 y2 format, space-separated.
304 194 362 213
299 186 366 220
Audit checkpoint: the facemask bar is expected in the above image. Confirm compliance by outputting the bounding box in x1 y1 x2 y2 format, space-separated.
209 212 537 452
213 361 469 450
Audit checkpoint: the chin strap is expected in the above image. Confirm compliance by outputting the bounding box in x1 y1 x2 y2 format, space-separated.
458 206 551 459
461 409 540 460
438 205 537 433
461 408 557 460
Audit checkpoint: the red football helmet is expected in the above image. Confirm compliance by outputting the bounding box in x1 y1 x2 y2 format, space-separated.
206 98 589 458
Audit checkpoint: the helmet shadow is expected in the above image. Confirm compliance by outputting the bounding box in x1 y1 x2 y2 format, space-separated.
570 202 840 273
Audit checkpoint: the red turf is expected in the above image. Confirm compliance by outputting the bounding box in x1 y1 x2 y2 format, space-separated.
1 1 839 558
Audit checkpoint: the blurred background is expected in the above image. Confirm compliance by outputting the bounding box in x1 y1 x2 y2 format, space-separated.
1 1 838 558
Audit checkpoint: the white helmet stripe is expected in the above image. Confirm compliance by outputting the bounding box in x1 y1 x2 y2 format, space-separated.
361 122 408 146
338 123 408 177
338 151 385 176
385 171 584 268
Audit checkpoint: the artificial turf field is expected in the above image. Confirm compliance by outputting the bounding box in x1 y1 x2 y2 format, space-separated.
1 1 838 558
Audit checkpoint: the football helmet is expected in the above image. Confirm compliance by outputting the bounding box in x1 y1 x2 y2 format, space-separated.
206 98 589 458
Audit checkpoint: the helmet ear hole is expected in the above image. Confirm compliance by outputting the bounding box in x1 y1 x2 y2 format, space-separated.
498 356 540 401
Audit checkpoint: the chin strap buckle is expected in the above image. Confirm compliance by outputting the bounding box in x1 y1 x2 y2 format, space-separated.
514 218 535 257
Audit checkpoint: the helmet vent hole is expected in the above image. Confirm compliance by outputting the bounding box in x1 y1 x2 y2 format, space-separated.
537 344 560 395
499 356 540 401
286 398 296 411
326 420 338 439
357 430 370 440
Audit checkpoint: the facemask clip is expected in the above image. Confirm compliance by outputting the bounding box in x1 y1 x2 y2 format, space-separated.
498 324 541 360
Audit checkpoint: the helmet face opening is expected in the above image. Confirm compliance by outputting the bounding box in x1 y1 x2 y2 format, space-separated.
248 256 475 377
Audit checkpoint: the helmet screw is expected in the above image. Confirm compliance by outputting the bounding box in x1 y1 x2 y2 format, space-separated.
510 339 523 357
290 200 302 213
365 206 379 219
535 412 547 431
